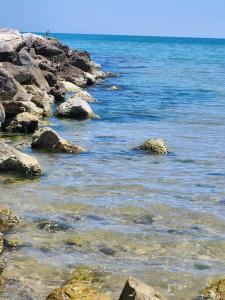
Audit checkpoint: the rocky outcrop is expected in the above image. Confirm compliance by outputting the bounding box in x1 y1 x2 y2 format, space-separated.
0 141 41 176
32 127 86 153
55 97 97 119
0 28 107 132
119 277 165 300
138 138 168 155
3 112 38 133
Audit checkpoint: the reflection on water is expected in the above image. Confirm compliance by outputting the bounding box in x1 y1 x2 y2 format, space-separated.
1 34 225 299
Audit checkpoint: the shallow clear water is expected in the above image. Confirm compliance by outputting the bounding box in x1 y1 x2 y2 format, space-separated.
1 34 225 299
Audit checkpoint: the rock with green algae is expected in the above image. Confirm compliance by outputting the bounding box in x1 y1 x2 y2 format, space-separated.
200 279 225 299
46 282 112 300
138 138 168 155
46 266 112 300
4 237 27 249
0 233 3 254
0 208 20 232
65 236 89 247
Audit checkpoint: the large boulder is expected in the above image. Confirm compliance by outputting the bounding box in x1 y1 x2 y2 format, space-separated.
0 65 18 101
0 28 23 61
3 112 39 133
0 207 20 232
55 97 97 119
2 62 49 90
2 100 43 118
119 277 165 300
138 138 168 155
0 103 5 124
0 142 41 176
32 127 86 153
61 81 82 93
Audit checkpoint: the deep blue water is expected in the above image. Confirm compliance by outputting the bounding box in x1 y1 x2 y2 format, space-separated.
1 34 225 299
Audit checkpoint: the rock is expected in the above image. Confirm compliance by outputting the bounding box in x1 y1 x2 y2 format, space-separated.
0 233 3 254
2 62 49 90
55 97 97 120
69 55 92 72
46 265 112 300
65 236 89 247
58 64 89 87
0 258 6 274
200 279 225 299
32 36 65 58
75 91 96 103
4 237 30 249
0 28 23 61
119 277 165 300
138 138 168 155
31 95 52 116
2 100 43 117
0 103 5 124
32 127 86 153
10 48 36 67
0 207 20 232
35 219 70 233
61 81 82 92
0 65 18 101
108 85 120 91
0 142 41 176
3 112 38 133
46 282 111 300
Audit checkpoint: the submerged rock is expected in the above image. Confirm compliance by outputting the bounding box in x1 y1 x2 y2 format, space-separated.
32 127 86 153
0 142 41 176
138 138 168 155
3 112 38 133
0 233 3 254
46 282 111 300
55 97 97 120
108 85 120 91
200 278 225 299
46 265 112 300
0 208 20 232
35 219 70 233
119 276 165 300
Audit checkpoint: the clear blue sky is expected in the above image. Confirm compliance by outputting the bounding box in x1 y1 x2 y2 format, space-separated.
1 0 225 38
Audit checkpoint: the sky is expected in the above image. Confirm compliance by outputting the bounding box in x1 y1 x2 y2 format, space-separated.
0 0 225 38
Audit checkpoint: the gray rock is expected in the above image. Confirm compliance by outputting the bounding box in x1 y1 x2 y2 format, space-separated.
3 112 38 133
138 138 168 155
32 127 86 153
0 65 18 101
10 48 36 67
0 28 23 61
2 62 49 90
2 100 43 118
0 142 41 176
0 103 5 124
55 97 97 119
119 277 165 300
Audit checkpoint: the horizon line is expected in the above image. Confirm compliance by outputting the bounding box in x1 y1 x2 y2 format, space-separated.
26 30 225 41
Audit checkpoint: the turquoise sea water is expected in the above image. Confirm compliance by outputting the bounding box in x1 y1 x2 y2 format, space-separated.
1 34 225 299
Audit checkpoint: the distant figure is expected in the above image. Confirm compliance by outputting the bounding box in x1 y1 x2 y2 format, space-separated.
45 30 50 37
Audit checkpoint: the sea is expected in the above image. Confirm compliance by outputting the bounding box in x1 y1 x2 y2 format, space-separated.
1 33 225 299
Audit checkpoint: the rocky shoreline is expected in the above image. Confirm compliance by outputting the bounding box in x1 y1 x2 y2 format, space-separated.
0 28 224 299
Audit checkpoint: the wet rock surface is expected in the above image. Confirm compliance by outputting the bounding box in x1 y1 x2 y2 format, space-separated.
119 277 165 300
0 141 41 176
55 97 97 119
199 279 225 300
0 208 20 232
32 127 86 153
2 112 38 133
138 138 168 155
